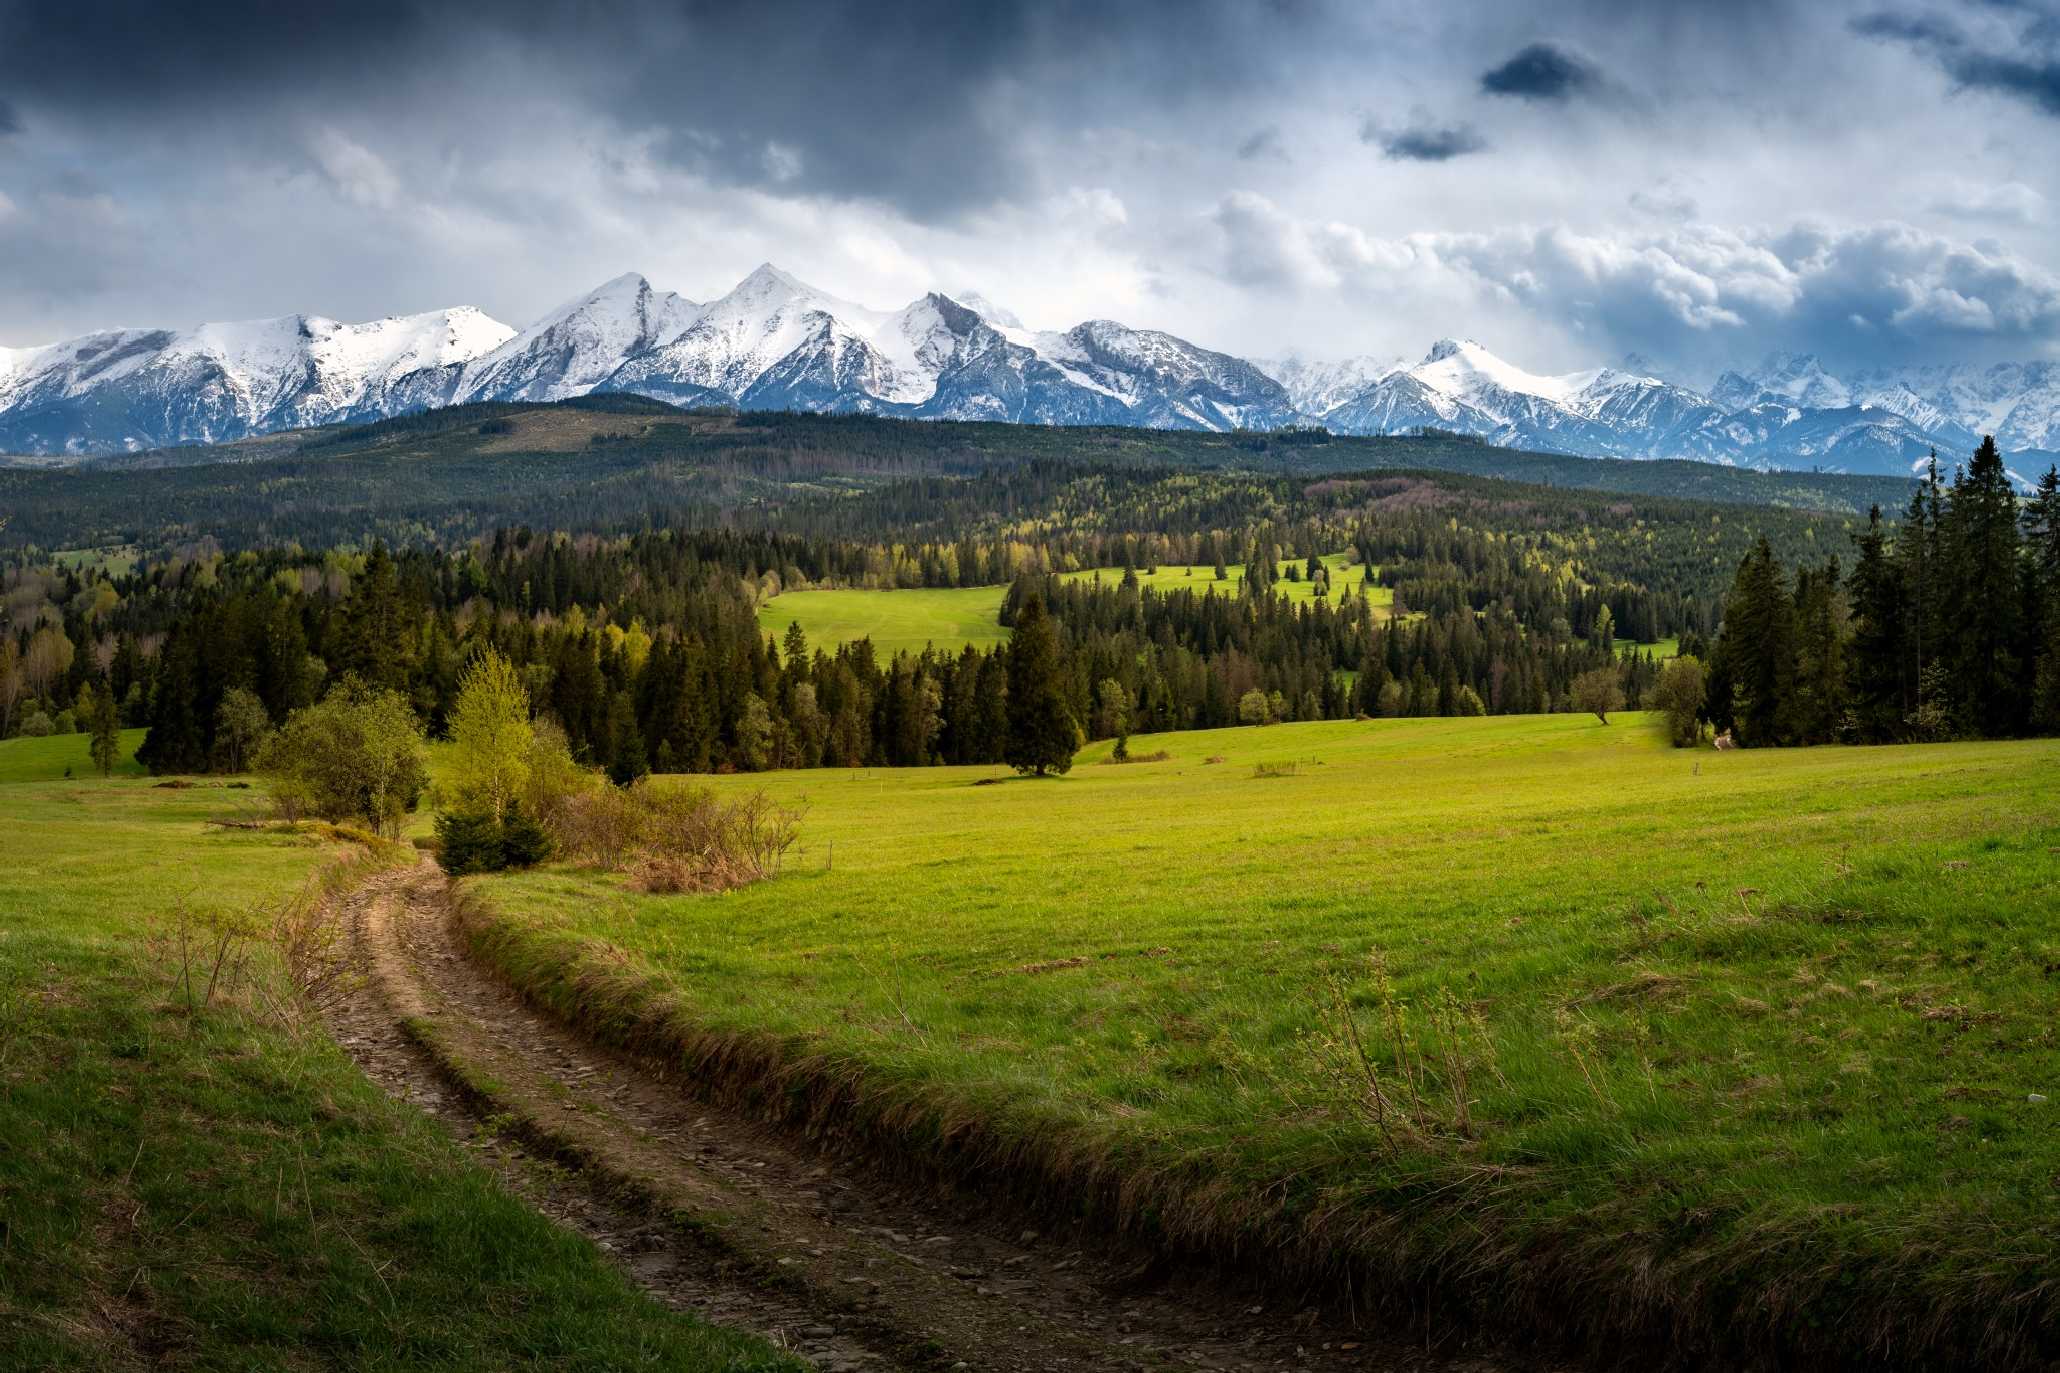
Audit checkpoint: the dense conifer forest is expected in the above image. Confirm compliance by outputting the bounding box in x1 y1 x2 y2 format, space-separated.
5 406 2057 771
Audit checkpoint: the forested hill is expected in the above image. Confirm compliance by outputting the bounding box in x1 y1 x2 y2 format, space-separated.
0 398 1920 554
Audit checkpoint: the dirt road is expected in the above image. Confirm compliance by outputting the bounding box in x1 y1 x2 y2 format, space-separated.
325 861 1552 1373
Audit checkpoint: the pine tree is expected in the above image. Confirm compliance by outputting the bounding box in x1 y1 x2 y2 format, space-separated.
2027 467 2060 731
1845 506 1905 741
1791 559 1846 744
1898 458 1943 729
1938 437 2022 734
88 682 122 777
1714 538 1797 746
1003 596 1077 776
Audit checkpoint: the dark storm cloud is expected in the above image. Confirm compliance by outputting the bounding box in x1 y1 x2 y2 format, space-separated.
1479 41 1605 101
0 0 1328 223
1361 116 1488 162
1236 126 1289 162
1855 7 2060 115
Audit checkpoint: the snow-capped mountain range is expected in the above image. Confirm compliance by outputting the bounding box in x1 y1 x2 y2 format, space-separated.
4 263 2057 479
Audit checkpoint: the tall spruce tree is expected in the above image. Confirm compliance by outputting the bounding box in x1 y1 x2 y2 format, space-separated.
1714 537 1798 746
2027 466 2060 730
1938 436 2022 734
1898 458 1944 728
88 682 122 777
1003 595 1077 776
1846 507 1906 741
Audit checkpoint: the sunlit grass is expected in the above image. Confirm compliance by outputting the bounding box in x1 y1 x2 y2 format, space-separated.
477 712 2060 1357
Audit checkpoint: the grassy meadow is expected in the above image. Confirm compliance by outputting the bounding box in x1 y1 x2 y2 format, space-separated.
754 584 1010 657
468 714 2060 1362
0 741 798 1371
754 553 1394 658
1055 551 1390 609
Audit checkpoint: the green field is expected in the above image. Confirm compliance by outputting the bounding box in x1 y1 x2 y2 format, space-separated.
756 554 1392 658
1614 636 1681 659
0 744 796 1370
468 714 2060 1362
755 585 1010 657
1058 551 1392 609
0 728 147 783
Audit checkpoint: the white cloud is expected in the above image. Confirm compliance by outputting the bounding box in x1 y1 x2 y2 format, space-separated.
308 128 401 210
1928 179 2045 225
1209 193 2060 371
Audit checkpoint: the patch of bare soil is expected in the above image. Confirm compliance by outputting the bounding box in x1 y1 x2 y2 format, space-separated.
326 862 1557 1373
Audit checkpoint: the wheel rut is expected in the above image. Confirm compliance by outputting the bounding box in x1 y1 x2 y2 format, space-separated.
325 860 1555 1373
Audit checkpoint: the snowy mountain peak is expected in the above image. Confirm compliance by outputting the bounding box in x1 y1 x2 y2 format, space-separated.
951 291 1023 330
729 262 813 303
9 265 2060 479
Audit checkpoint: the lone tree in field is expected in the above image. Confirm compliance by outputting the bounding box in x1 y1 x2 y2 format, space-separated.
87 683 122 777
446 647 534 819
1004 595 1078 776
1572 666 1625 724
1651 655 1707 747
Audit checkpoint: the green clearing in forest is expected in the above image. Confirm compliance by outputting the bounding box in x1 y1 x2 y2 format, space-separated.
755 585 1010 657
474 713 2060 1358
755 553 1394 658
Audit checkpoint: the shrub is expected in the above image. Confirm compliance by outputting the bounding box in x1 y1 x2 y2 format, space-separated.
498 803 554 868
549 780 801 893
19 709 53 737
256 678 427 836
50 709 77 735
1238 689 1272 725
435 807 508 876
435 801 555 875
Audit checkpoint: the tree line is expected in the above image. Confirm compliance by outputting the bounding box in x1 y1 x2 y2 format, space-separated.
1704 441 2060 744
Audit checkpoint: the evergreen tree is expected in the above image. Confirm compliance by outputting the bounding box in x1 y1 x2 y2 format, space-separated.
1713 538 1797 746
1003 596 1077 776
1937 437 2022 733
1898 459 1943 729
1846 506 1905 741
2023 466 2060 732
88 682 122 777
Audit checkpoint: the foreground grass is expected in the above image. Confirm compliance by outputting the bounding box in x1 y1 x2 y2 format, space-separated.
475 714 2060 1364
0 754 799 1371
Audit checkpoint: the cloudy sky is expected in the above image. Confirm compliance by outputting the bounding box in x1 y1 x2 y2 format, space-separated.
2 0 2058 382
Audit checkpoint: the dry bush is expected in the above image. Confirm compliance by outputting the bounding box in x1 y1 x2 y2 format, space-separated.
548 780 802 894
150 897 264 1015
148 852 385 1021
265 857 376 1017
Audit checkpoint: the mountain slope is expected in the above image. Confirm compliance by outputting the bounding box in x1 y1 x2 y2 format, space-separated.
7 266 2059 479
